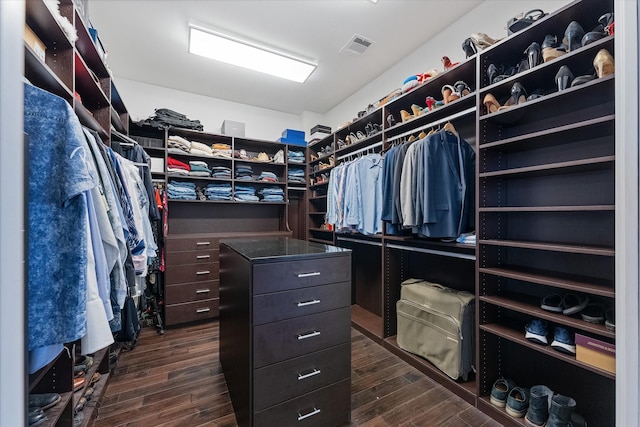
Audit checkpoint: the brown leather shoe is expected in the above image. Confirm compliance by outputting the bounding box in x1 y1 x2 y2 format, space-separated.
73 376 86 392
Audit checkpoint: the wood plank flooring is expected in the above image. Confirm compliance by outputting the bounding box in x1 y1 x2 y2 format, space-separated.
93 322 503 427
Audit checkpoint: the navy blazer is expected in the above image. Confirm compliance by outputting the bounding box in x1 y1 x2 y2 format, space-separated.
417 130 475 238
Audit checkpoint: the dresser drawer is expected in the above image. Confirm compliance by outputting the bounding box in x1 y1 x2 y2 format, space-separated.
165 298 219 325
166 237 218 253
166 249 218 267
253 255 350 294
165 263 219 284
165 280 219 305
253 281 350 326
253 379 350 427
253 343 350 411
253 307 351 368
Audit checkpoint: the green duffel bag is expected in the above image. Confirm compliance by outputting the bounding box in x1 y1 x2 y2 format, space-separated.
396 278 475 380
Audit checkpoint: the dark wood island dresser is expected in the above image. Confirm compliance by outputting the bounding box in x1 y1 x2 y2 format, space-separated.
219 237 352 427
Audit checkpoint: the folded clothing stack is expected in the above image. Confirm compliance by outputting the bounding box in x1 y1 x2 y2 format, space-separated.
168 180 196 200
456 232 476 245
167 135 191 155
190 140 213 157
258 186 285 202
288 150 305 164
167 156 190 175
188 160 211 177
211 166 232 179
205 183 232 201
257 171 278 183
235 165 254 181
234 184 259 202
288 167 306 184
212 143 232 158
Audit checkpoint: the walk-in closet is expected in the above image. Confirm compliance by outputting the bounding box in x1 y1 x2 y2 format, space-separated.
2 0 638 426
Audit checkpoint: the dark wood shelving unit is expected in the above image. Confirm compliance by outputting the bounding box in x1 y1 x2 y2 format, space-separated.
476 1 616 425
351 304 383 342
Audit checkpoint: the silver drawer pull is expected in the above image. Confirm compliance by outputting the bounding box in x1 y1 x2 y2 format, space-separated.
196 308 211 313
297 331 320 340
196 255 210 259
196 270 210 275
297 408 321 421
297 369 321 381
297 272 321 278
297 299 321 307
195 289 210 294
196 241 211 246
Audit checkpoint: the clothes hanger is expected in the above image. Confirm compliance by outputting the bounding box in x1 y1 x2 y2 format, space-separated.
443 121 458 136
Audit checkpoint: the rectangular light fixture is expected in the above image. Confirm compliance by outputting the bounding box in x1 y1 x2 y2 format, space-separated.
188 25 317 83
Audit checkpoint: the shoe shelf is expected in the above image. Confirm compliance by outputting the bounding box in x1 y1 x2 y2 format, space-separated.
309 195 327 201
479 294 614 339
480 35 613 95
479 267 615 298
479 322 614 380
333 131 383 158
479 75 614 138
479 205 615 212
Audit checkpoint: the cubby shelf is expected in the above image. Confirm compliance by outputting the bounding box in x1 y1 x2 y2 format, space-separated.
479 239 614 256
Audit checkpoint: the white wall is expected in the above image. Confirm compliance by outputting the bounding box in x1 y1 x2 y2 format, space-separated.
115 77 303 142
322 0 573 127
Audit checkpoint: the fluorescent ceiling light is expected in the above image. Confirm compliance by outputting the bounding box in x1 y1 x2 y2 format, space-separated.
188 25 316 83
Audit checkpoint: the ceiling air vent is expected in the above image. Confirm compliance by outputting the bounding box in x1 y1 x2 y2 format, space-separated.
339 34 374 55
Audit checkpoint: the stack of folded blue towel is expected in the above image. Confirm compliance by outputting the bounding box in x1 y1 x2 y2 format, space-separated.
288 150 305 164
205 183 232 201
212 166 232 179
234 185 259 202
258 186 285 202
235 165 254 181
287 168 305 184
168 180 197 200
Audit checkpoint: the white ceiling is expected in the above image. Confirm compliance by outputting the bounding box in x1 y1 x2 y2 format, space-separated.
88 0 482 115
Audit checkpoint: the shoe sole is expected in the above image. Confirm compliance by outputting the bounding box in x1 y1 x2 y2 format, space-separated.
506 406 527 418
524 416 546 427
525 331 548 345
551 340 576 354
490 396 507 408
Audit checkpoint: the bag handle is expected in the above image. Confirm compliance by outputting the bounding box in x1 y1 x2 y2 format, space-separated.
523 9 546 21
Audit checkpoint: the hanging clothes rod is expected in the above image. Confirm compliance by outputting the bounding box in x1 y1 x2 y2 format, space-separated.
386 106 476 144
337 141 383 161
386 242 476 260
336 236 383 247
118 142 135 147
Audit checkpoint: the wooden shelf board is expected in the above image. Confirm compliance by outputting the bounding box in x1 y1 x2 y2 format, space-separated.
74 103 108 141
351 304 383 342
74 52 109 109
479 266 615 298
309 196 327 200
308 228 333 232
309 182 329 189
167 151 232 161
479 323 615 380
110 106 126 134
167 175 232 182
40 391 73 427
168 199 287 205
479 239 614 257
479 156 615 178
73 9 109 78
308 237 334 245
308 212 327 215
479 294 615 339
142 146 167 154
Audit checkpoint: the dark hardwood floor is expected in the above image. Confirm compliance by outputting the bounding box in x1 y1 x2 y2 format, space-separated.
92 321 503 427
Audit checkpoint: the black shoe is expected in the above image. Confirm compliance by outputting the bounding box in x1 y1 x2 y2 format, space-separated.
525 42 541 69
563 21 585 52
461 37 477 58
29 393 61 411
28 407 47 427
555 65 575 91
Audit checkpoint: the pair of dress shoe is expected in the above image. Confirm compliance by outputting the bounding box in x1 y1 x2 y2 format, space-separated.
483 82 528 114
555 48 614 91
